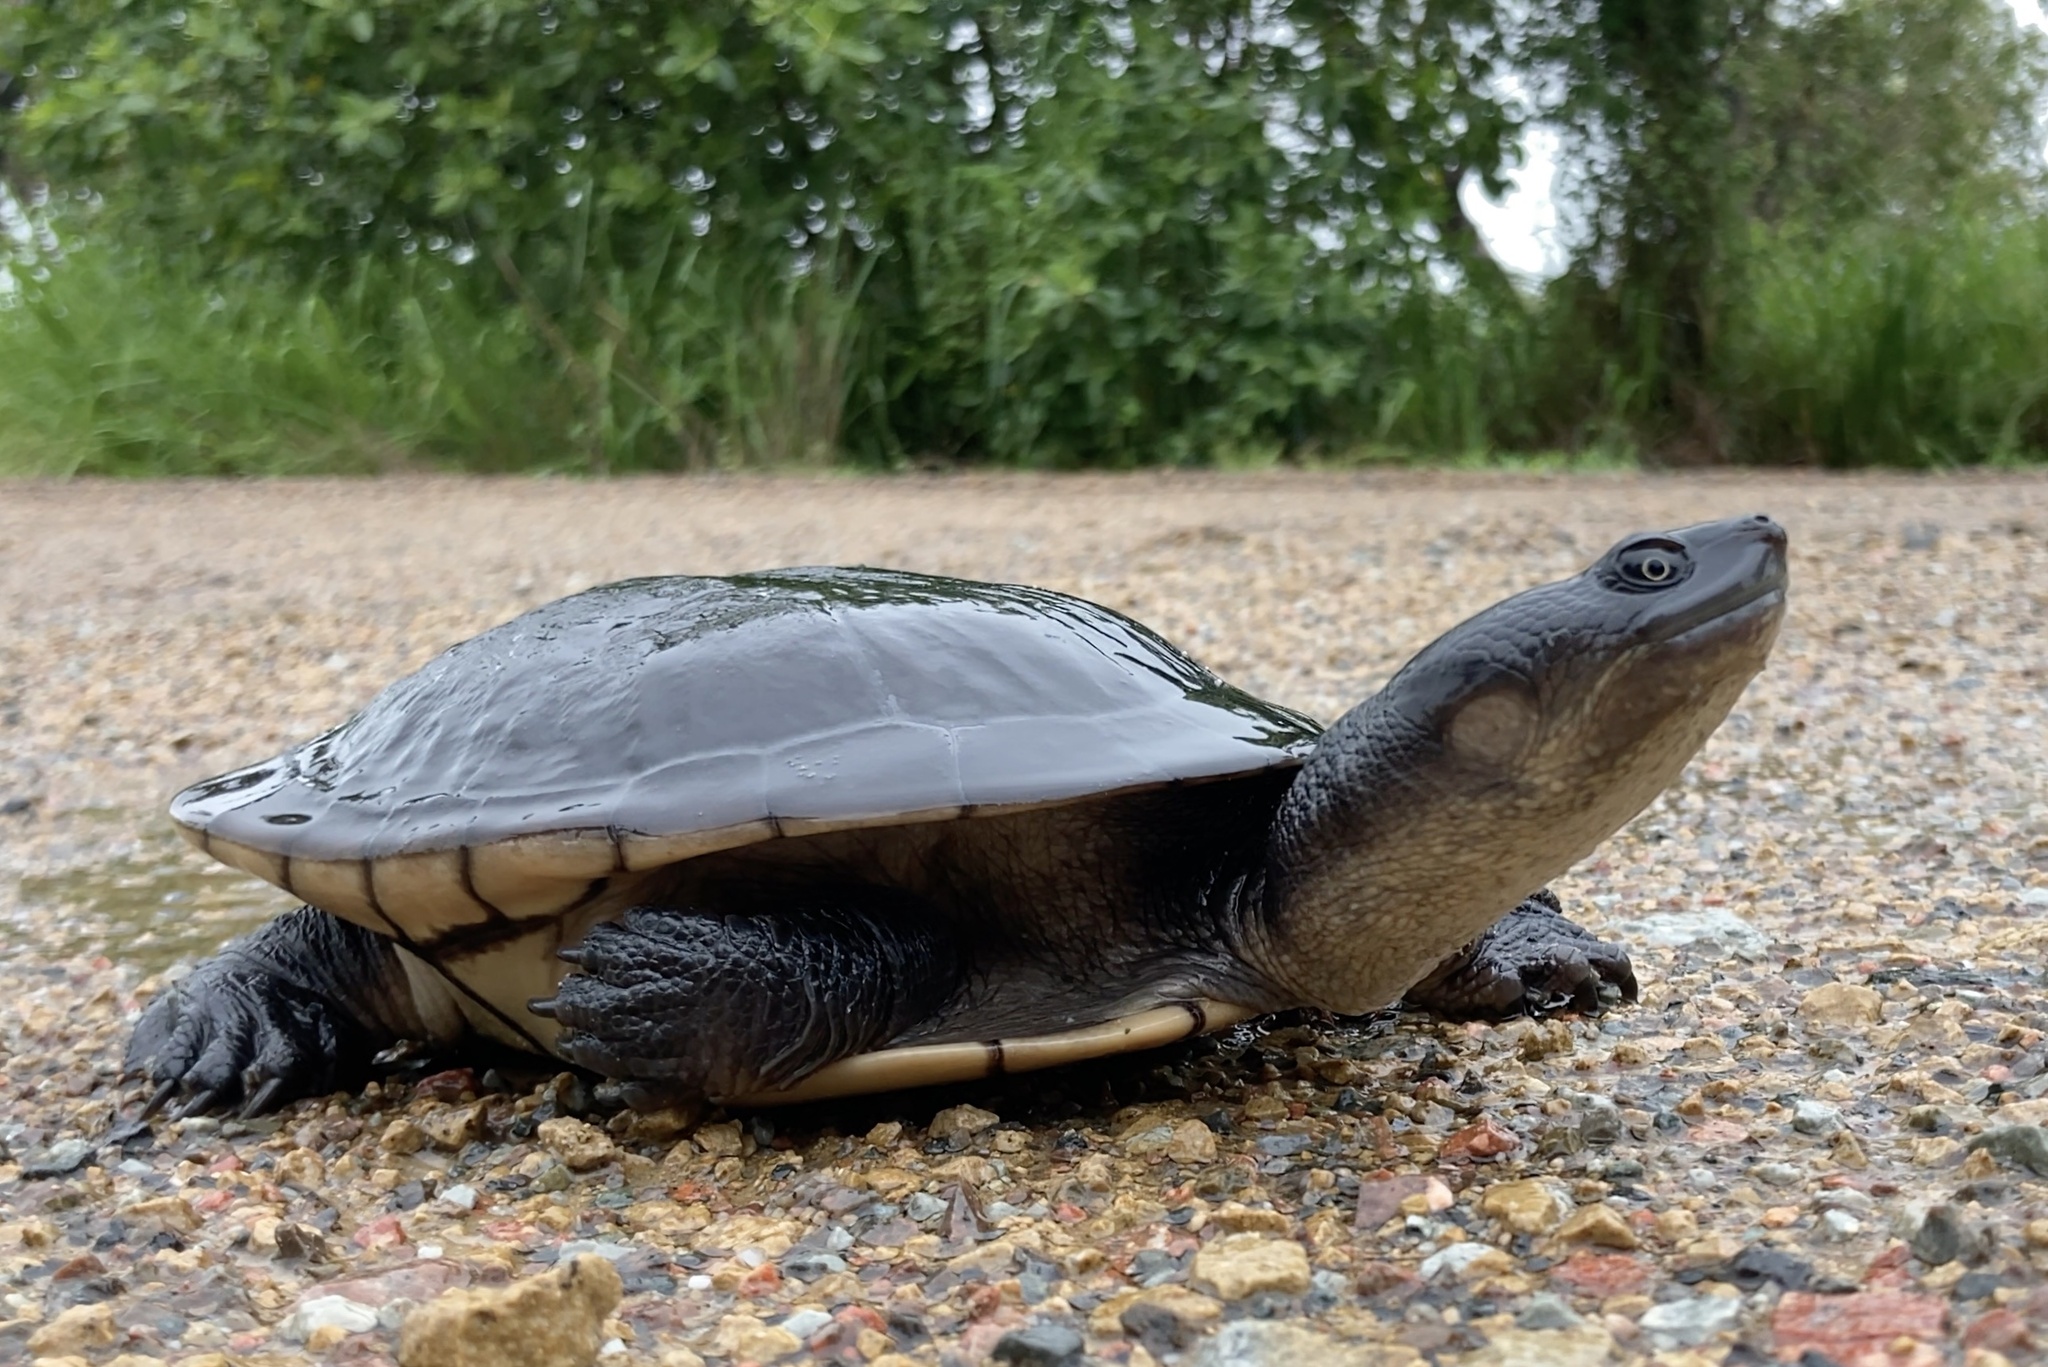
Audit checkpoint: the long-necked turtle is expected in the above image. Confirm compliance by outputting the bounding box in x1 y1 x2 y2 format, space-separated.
129 515 1786 1117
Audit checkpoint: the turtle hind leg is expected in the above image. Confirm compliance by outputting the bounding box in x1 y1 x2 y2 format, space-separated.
533 891 964 1100
1402 888 1639 1021
126 905 430 1118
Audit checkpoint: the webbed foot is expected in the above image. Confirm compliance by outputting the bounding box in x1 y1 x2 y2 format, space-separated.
125 906 411 1118
1403 889 1638 1020
532 895 961 1099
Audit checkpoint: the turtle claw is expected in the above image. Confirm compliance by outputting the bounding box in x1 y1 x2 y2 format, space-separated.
555 945 587 967
528 996 560 1019
1404 889 1639 1022
169 1087 221 1122
141 1077 181 1120
124 909 392 1120
239 1076 287 1119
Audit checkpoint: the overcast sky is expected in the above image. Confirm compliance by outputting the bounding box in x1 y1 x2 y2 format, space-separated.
1464 0 2048 279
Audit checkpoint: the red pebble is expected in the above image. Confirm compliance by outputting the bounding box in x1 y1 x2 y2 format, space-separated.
349 1215 408 1252
1963 1308 2034 1353
1772 1290 1947 1359
737 1261 781 1296
1438 1116 1520 1161
412 1068 478 1102
1547 1251 1649 1298
193 1189 233 1213
207 1154 244 1174
1862 1242 1915 1290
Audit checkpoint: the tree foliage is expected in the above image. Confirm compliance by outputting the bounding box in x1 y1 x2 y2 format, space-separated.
2 0 2045 469
5 0 1523 464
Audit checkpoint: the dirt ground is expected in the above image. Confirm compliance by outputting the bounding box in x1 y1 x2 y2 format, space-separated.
2 470 2046 1367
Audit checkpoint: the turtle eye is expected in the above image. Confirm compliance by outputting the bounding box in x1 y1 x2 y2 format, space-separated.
1610 538 1691 592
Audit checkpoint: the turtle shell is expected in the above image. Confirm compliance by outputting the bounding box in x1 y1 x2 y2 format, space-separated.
172 568 1320 947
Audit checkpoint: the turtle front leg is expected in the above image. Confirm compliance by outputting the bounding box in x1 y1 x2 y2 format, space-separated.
127 906 435 1118
532 892 963 1102
1402 888 1638 1020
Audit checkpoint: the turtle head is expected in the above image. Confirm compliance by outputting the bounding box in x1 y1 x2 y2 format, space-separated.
1250 514 1787 1015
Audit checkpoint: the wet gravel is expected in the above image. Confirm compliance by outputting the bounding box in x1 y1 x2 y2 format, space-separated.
2 470 2047 1367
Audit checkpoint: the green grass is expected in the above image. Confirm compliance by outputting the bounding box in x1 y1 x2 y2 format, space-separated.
0 249 578 475
0 243 865 476
4 210 2047 476
1719 215 2048 466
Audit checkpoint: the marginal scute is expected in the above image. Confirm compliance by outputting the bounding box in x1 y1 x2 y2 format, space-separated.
615 820 781 873
203 834 290 898
282 857 376 927
466 831 621 919
367 849 495 939
729 1000 1257 1105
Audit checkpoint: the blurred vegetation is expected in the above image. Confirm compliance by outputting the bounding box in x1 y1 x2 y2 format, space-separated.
0 0 2043 473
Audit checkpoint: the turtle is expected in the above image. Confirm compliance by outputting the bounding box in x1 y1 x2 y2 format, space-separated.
128 513 1787 1118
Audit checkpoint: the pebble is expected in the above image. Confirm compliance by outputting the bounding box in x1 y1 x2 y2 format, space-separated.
1471 1326 1616 1367
1798 982 1883 1027
1773 1291 1948 1360
10 476 2048 1367
930 1104 1000 1144
1615 905 1769 957
1791 1098 1842 1135
21 1138 92 1178
694 1121 744 1157
26 1303 116 1355
1190 1233 1312 1300
1191 1321 1382 1367
989 1322 1084 1367
281 1295 381 1342
1819 1209 1863 1240
777 1308 832 1340
399 1253 623 1367
1556 1204 1638 1249
1516 1293 1583 1330
1966 1125 2048 1176
1639 1294 1743 1348
537 1116 618 1171
1418 1241 1514 1281
1913 1205 1966 1265
1479 1178 1574 1235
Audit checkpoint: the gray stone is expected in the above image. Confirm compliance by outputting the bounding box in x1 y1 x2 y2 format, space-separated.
1908 1205 1990 1270
1614 907 1767 959
1419 1242 1499 1281
1515 1292 1584 1330
1818 1210 1862 1241
990 1321 1084 1367
777 1308 832 1341
1193 1321 1380 1367
1791 1099 1842 1136
1966 1125 2048 1177
21 1138 92 1178
783 1251 848 1280
1751 1161 1803 1187
905 1191 948 1222
1639 1295 1743 1348
1574 1094 1625 1147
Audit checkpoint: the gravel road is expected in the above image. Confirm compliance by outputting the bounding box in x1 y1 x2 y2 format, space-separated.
2 471 2046 1367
